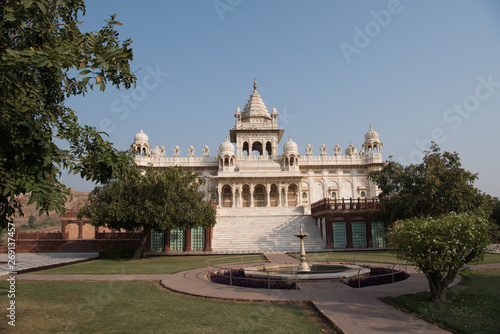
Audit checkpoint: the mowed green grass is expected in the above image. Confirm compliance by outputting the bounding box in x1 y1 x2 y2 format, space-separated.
31 254 267 275
32 252 500 276
391 269 500 334
0 281 326 334
290 252 500 265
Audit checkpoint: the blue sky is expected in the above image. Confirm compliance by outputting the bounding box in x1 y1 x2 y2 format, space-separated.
64 0 500 198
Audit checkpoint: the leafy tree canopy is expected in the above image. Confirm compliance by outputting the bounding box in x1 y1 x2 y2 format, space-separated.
0 0 137 228
370 143 485 222
80 167 217 258
387 211 493 302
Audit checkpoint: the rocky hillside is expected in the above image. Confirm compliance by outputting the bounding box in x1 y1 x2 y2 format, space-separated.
12 190 89 232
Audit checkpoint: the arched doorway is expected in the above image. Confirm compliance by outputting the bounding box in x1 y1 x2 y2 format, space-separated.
242 185 250 207
270 184 279 207
287 184 297 207
254 185 266 207
222 185 232 207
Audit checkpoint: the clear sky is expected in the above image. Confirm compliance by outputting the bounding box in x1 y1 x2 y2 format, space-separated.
63 0 500 198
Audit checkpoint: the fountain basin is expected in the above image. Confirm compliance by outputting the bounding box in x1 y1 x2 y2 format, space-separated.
244 263 370 281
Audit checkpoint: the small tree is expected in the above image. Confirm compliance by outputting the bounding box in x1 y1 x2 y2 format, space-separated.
27 214 36 229
387 211 493 302
80 166 216 259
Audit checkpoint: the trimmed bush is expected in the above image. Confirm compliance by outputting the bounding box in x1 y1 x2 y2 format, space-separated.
99 247 144 259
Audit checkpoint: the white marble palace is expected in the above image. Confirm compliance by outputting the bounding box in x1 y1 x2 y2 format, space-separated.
131 80 385 253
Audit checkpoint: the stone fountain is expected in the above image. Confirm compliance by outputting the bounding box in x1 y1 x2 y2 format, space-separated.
295 225 310 272
243 225 371 282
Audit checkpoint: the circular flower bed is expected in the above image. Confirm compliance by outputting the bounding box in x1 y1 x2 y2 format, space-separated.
342 265 409 288
209 268 296 289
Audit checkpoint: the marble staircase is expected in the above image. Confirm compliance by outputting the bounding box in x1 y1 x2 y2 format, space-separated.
212 207 325 253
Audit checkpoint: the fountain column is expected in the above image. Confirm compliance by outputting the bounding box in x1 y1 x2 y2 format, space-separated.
295 226 310 272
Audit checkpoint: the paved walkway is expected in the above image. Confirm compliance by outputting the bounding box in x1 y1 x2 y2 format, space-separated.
0 252 99 275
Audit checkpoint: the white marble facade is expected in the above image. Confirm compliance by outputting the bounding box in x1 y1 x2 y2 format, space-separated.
131 80 384 210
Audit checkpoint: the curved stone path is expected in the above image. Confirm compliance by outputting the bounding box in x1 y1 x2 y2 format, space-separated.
161 255 452 334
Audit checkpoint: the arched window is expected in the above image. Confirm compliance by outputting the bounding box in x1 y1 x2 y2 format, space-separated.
242 185 250 207
252 141 263 156
243 141 249 156
266 141 272 156
270 184 279 207
302 192 307 199
360 191 366 198
331 192 336 199
287 184 297 207
254 185 266 207
222 185 232 207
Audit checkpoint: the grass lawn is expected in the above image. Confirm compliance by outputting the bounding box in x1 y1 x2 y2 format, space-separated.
291 252 500 265
0 281 332 334
390 269 500 334
31 254 267 275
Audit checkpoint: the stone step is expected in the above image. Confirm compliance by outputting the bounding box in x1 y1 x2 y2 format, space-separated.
59 240 97 252
212 214 325 252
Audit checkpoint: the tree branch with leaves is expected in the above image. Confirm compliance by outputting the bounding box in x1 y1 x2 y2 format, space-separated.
0 0 137 228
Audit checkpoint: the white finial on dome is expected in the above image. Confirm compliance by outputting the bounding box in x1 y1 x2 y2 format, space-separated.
363 124 383 154
364 124 379 141
218 136 235 156
152 143 161 157
134 127 149 143
283 136 298 154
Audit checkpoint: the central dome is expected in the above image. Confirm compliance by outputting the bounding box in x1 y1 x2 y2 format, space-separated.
241 80 271 120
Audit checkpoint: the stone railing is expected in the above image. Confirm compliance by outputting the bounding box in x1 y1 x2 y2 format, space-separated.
310 197 381 214
235 122 277 129
300 153 382 165
134 156 218 167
